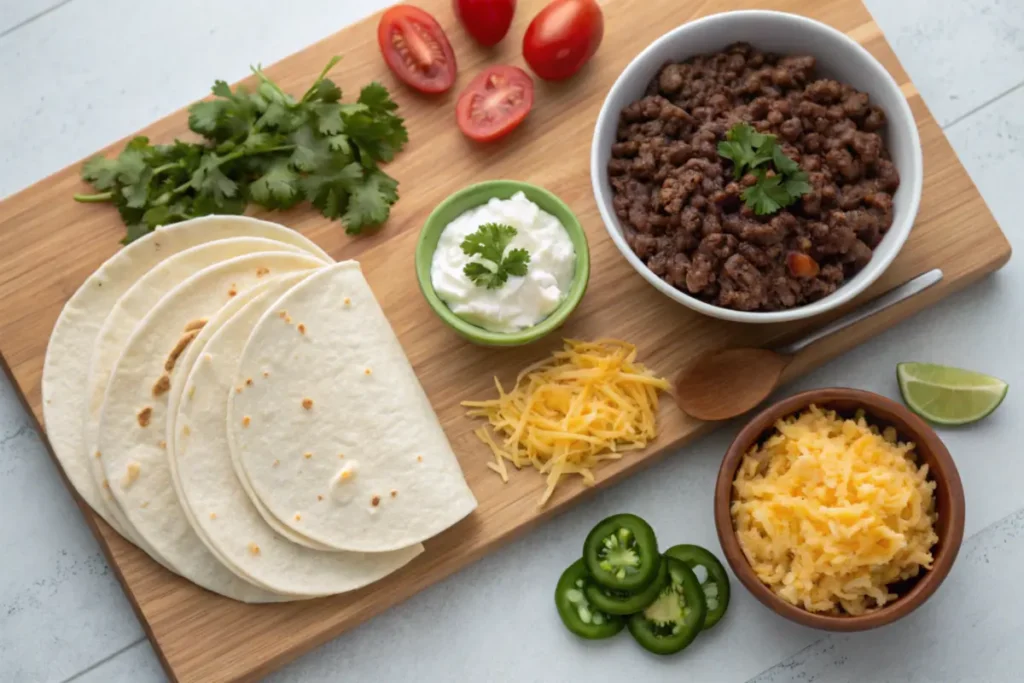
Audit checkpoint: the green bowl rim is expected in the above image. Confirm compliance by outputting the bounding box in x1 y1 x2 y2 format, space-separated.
414 180 591 346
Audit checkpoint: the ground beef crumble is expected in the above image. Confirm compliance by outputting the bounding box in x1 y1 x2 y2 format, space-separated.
608 43 900 312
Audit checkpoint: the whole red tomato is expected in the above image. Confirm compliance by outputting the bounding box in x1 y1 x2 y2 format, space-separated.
522 0 604 81
454 0 516 47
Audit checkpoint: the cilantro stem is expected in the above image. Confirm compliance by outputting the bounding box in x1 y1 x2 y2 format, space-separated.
73 192 113 203
250 64 292 104
300 55 343 104
151 162 179 175
166 145 298 198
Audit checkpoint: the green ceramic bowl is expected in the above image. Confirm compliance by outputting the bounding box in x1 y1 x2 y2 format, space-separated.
415 180 591 346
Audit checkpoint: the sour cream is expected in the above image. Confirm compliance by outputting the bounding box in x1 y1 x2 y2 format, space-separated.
430 192 576 333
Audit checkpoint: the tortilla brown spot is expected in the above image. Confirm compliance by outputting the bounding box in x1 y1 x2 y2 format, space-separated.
152 373 171 397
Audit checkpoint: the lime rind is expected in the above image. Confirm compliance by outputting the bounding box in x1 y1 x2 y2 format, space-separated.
897 362 1009 425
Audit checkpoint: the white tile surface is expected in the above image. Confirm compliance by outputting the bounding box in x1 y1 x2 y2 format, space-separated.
750 508 1024 683
0 0 69 37
866 0 1024 126
0 379 142 682
0 0 381 199
0 1 1021 682
68 641 163 683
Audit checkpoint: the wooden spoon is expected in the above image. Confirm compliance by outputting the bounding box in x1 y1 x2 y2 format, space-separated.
675 269 943 421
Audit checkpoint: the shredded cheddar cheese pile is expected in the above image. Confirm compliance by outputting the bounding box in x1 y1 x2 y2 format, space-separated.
463 339 670 507
732 405 939 616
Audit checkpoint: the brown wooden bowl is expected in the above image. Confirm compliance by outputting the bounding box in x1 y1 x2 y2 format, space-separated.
714 388 965 631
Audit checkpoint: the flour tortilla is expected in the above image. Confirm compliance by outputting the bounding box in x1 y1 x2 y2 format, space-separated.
174 283 422 596
42 216 329 539
84 237 319 541
229 261 477 552
165 273 337 554
97 251 323 601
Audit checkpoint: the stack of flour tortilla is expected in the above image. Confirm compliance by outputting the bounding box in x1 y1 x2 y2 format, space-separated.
42 216 477 602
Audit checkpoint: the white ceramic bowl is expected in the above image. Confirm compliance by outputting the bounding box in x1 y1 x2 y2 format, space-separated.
590 10 923 324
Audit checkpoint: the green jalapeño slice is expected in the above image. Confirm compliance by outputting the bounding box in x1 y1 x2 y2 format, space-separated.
585 554 668 615
627 556 707 655
554 559 625 640
665 544 731 629
583 513 660 592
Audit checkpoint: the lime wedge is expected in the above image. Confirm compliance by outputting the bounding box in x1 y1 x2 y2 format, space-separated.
897 362 1008 425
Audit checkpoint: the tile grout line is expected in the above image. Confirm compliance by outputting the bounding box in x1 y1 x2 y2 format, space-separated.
0 5 1014 683
741 503 1024 683
59 637 147 683
0 0 78 40
942 80 1024 131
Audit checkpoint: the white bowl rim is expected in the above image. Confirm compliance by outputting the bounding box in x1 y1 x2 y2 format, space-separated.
589 9 924 324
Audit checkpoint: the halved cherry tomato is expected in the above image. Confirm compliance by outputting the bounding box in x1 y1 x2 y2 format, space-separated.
522 0 604 81
377 5 457 94
454 0 516 47
455 65 534 143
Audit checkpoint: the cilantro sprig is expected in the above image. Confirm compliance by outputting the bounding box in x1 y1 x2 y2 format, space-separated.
74 56 408 243
460 223 531 290
717 123 812 216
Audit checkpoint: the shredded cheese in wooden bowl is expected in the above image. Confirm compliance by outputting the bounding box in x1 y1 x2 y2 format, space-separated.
463 339 670 507
731 405 939 615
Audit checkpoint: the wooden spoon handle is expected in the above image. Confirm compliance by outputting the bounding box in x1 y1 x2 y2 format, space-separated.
776 269 944 356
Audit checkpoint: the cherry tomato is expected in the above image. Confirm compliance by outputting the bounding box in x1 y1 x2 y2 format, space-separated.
456 65 534 143
522 0 604 81
454 0 516 47
377 5 457 94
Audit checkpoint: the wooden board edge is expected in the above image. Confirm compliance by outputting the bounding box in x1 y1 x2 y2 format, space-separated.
196 249 1014 683
0 352 178 680
0 0 1012 677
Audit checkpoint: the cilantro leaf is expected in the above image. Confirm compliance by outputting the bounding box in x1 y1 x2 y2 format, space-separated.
463 261 507 290
81 156 120 191
716 140 752 179
326 134 351 154
502 248 530 277
772 145 800 176
459 224 531 289
721 123 811 216
783 171 813 199
302 161 364 219
76 55 408 243
211 80 233 99
187 100 225 136
306 77 342 104
249 159 301 209
341 170 398 234
122 223 151 245
718 123 779 179
358 82 400 113
289 126 332 173
313 102 345 136
190 155 238 202
300 55 343 104
741 174 787 216
461 223 517 263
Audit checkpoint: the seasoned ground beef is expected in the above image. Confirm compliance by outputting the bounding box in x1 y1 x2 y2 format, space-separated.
608 43 900 312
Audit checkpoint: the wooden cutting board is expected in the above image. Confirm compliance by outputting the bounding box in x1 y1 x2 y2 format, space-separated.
0 0 1010 680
